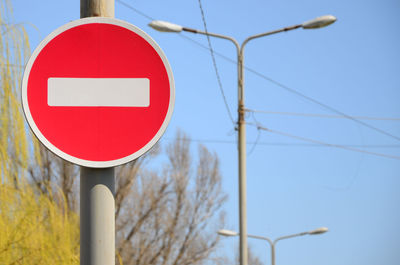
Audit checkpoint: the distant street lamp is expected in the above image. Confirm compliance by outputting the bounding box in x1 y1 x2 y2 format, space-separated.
218 227 329 265
149 16 336 265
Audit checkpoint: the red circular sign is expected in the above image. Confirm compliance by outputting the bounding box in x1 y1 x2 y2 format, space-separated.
22 18 175 168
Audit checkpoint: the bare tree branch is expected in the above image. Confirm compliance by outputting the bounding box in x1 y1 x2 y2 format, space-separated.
28 130 226 265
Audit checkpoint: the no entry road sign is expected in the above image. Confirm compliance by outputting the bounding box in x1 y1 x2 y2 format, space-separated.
22 17 175 168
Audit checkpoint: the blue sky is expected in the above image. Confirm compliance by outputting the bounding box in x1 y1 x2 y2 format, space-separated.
12 0 400 264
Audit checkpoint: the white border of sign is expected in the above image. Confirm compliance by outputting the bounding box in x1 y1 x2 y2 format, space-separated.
22 17 175 168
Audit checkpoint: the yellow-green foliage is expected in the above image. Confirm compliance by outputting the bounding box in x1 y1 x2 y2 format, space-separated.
0 180 80 264
0 0 31 178
0 1 80 264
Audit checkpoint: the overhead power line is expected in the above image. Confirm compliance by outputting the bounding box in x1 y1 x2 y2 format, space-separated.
178 34 400 142
117 0 400 142
196 0 235 125
246 71 400 142
251 124 400 161
161 137 400 148
117 0 235 125
246 109 400 121
116 0 155 20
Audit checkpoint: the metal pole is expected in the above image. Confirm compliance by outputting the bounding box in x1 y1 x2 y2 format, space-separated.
182 27 302 265
80 1 115 265
270 232 308 265
271 243 276 265
81 0 114 18
80 167 115 265
238 47 248 265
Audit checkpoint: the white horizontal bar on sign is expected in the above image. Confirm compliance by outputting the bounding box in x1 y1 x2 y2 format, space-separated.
47 78 150 107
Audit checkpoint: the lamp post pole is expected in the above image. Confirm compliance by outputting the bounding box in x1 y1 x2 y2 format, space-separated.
149 15 336 265
248 232 309 265
218 227 329 265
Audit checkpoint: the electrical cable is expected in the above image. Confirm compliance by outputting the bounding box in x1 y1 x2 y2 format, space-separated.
161 137 400 148
196 0 235 125
246 109 400 121
246 71 400 142
247 111 262 155
117 0 400 142
247 129 261 155
117 0 235 125
116 0 155 21
250 123 400 160
178 34 400 141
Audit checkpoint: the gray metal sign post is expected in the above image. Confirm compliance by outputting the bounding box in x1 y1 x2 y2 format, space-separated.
80 1 115 265
80 167 115 265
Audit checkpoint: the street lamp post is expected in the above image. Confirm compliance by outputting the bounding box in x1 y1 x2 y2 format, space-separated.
149 16 336 265
218 227 329 265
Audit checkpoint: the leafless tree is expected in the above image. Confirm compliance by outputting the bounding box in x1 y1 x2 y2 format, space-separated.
28 131 227 265
116 131 226 264
232 245 264 265
28 143 79 211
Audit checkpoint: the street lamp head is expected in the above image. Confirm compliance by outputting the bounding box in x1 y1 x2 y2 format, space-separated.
218 229 239 237
308 227 329 235
148 20 183 33
302 15 337 29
